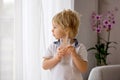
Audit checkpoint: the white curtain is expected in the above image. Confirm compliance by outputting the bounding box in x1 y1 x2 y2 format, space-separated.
14 0 41 80
0 0 14 80
0 0 75 80
0 0 74 80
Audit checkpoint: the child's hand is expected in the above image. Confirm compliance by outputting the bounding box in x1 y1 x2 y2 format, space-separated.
55 47 67 61
66 45 76 56
57 47 68 56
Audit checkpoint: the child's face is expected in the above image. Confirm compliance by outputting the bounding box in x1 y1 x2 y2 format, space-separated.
52 22 66 39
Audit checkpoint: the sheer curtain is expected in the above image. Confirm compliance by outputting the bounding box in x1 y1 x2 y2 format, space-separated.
14 0 74 80
14 0 41 80
0 0 14 80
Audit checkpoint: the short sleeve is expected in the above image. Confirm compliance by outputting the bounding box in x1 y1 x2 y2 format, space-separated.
43 43 54 58
78 43 88 62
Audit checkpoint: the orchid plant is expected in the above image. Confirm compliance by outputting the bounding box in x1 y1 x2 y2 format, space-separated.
88 9 118 66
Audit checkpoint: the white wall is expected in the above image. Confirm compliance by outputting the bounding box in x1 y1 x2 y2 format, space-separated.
75 0 120 80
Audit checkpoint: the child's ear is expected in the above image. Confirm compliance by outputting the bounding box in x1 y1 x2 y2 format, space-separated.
64 27 70 37
65 27 70 33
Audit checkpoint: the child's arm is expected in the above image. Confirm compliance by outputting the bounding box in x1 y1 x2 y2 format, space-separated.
42 48 66 70
42 56 60 70
66 46 88 73
71 52 88 73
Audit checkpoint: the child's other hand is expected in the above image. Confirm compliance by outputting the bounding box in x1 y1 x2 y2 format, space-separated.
56 47 67 60
66 45 76 55
57 47 68 56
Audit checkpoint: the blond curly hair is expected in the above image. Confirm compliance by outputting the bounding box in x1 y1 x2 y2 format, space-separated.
52 9 80 38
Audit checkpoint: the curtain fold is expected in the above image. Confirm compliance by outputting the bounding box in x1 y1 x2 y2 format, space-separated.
14 0 23 80
0 1 14 80
14 0 41 80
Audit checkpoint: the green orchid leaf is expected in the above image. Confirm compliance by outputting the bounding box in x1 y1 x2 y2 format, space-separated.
95 54 101 60
87 47 96 51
